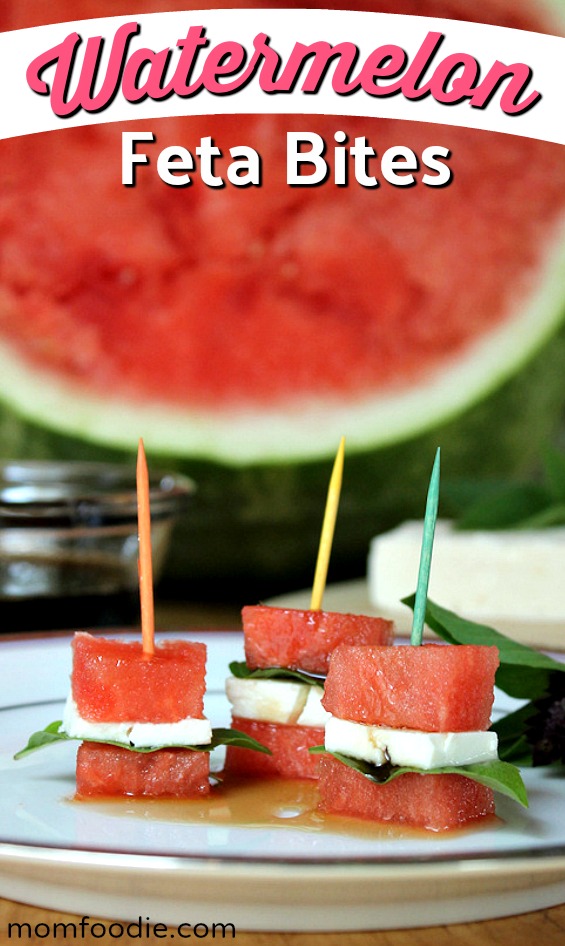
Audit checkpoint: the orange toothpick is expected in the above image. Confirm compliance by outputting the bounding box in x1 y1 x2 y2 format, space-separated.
310 437 345 611
137 438 155 656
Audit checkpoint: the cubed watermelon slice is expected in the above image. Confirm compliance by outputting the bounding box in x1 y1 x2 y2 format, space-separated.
76 742 210 798
71 632 206 722
322 643 499 731
224 716 324 780
242 605 394 675
317 755 495 831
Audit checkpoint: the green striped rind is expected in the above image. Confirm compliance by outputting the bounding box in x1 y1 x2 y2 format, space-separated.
2 213 565 466
2 321 565 596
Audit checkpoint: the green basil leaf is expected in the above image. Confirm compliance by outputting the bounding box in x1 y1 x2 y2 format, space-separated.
524 673 565 766
209 727 272 754
446 448 565 530
496 738 533 767
492 702 537 743
228 660 325 687
441 477 512 516
491 703 538 765
455 483 551 531
312 749 528 807
543 445 565 504
509 504 565 530
14 723 271 760
402 595 565 699
14 720 69 759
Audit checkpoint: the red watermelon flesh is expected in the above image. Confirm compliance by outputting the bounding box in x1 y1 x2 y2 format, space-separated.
71 633 206 723
0 2 563 415
76 742 210 798
224 716 324 779
322 643 499 731
317 755 495 830
242 606 394 674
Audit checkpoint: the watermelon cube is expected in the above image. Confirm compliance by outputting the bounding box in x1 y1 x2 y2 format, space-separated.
320 642 499 829
76 743 210 798
231 606 393 778
322 643 499 732
224 716 324 780
318 755 495 831
71 632 206 723
242 605 394 675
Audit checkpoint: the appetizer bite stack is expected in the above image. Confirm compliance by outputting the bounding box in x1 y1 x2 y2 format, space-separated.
15 439 270 796
225 604 394 779
63 439 213 797
318 641 500 830
65 632 212 798
316 449 526 830
224 437 394 778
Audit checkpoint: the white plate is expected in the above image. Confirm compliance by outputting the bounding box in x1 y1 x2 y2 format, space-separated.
1 633 565 931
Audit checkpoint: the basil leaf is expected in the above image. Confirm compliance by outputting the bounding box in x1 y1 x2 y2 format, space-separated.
446 447 565 531
14 723 271 760
496 737 533 768
524 673 565 766
228 660 325 687
543 445 565 504
441 477 511 515
312 748 528 807
491 704 538 766
402 595 565 699
510 504 565 530
14 720 68 758
209 728 272 753
455 483 551 531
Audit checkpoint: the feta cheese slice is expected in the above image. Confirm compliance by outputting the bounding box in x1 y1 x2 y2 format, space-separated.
225 677 330 727
325 715 498 770
62 695 212 747
369 519 565 625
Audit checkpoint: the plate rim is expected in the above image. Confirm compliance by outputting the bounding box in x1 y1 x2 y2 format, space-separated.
2 630 565 929
2 838 565 872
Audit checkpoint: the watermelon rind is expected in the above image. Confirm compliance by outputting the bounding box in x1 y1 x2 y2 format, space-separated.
1 218 565 464
2 317 565 597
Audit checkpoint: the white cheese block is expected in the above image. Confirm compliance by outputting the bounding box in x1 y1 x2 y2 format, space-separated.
368 519 565 624
325 716 498 769
62 695 212 747
225 677 330 727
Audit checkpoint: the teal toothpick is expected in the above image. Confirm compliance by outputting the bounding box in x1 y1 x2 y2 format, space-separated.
411 448 440 646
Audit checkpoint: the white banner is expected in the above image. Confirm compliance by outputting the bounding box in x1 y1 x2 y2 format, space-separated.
0 8 563 143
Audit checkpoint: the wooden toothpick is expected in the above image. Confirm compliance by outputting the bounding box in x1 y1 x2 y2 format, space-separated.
310 437 345 611
411 448 441 646
137 438 155 656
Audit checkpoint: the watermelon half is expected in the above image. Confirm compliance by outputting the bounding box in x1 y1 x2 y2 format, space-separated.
1 0 565 596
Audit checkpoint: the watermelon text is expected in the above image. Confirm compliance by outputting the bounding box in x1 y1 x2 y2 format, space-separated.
27 22 541 120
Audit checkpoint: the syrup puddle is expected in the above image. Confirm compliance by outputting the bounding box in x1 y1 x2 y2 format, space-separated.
79 776 499 840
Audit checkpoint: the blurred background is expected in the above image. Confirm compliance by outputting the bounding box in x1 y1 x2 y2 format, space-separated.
0 0 564 623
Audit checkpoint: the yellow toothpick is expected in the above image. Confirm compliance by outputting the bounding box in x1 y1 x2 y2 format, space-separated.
310 437 345 611
137 438 155 656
